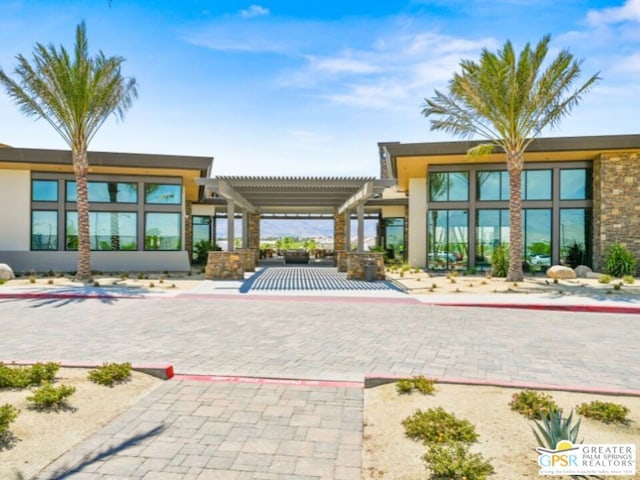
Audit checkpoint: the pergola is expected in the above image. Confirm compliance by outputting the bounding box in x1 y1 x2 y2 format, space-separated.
196 176 395 252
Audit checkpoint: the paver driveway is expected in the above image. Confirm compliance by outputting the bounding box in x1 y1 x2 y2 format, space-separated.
1 294 638 479
1 295 638 388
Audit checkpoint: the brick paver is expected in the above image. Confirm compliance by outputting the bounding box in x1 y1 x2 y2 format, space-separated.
36 381 362 480
2 279 639 479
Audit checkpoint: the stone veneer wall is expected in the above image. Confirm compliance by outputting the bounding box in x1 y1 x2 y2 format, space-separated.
346 252 385 280
592 153 640 273
205 251 244 280
237 248 257 272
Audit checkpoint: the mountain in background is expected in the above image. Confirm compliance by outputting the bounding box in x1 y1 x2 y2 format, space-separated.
215 219 378 240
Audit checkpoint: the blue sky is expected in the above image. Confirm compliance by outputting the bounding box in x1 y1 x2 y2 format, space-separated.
0 0 639 177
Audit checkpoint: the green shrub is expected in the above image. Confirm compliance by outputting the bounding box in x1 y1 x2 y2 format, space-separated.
564 241 586 269
490 243 509 278
396 378 415 394
403 407 478 445
27 383 75 409
533 410 581 450
0 278 6 286
88 362 132 386
604 241 637 277
623 275 635 284
395 376 436 395
423 443 494 480
0 362 59 389
598 274 612 284
509 390 559 420
576 400 630 424
0 404 19 436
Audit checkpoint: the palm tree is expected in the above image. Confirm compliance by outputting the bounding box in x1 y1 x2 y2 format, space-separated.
0 22 137 281
422 35 598 281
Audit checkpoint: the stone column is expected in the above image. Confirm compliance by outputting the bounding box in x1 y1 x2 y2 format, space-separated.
592 152 640 273
248 213 261 259
185 200 193 262
334 211 346 252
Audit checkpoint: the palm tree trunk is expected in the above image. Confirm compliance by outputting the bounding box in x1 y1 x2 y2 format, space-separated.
507 151 524 281
73 148 92 281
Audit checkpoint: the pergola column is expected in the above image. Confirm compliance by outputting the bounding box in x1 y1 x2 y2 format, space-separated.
242 212 249 248
357 203 365 252
344 211 351 251
226 199 235 252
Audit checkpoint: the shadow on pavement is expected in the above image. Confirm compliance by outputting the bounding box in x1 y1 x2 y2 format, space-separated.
35 424 166 480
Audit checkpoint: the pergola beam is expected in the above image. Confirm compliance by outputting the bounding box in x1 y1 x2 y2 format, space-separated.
196 178 257 213
338 181 374 214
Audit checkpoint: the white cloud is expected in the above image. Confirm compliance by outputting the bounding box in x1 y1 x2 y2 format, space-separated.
240 5 270 19
586 0 640 26
307 56 380 75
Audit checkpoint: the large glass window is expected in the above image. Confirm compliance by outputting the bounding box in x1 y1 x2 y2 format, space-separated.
192 216 211 257
427 209 468 269
145 213 181 250
560 208 591 267
32 180 58 202
476 209 509 268
429 172 469 202
477 171 509 201
66 181 138 203
384 217 405 260
560 169 590 200
523 170 552 200
145 184 181 204
477 170 552 201
31 211 58 250
66 212 137 250
524 209 552 266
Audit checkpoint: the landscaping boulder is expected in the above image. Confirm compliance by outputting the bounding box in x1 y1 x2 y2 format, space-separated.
574 265 593 278
0 263 15 280
546 265 577 279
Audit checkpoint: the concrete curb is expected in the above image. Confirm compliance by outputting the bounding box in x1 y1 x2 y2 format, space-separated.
1 360 174 380
364 374 640 397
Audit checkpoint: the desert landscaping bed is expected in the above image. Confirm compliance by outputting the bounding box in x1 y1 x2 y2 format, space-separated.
0 367 161 480
363 382 640 479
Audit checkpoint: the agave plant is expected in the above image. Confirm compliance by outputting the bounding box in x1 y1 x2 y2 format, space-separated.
533 409 581 449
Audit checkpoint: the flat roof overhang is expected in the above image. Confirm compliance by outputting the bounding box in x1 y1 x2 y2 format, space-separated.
196 176 396 214
381 134 640 191
0 147 213 202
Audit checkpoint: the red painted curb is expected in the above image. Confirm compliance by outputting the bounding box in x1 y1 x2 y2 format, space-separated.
173 374 362 388
0 360 174 380
427 302 640 315
0 292 142 300
365 374 640 397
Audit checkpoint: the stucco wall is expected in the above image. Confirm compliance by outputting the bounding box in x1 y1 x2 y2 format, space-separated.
0 170 30 250
408 178 427 267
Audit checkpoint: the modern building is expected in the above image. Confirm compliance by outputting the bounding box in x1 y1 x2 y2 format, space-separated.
379 134 640 272
0 146 212 272
1 133 639 274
